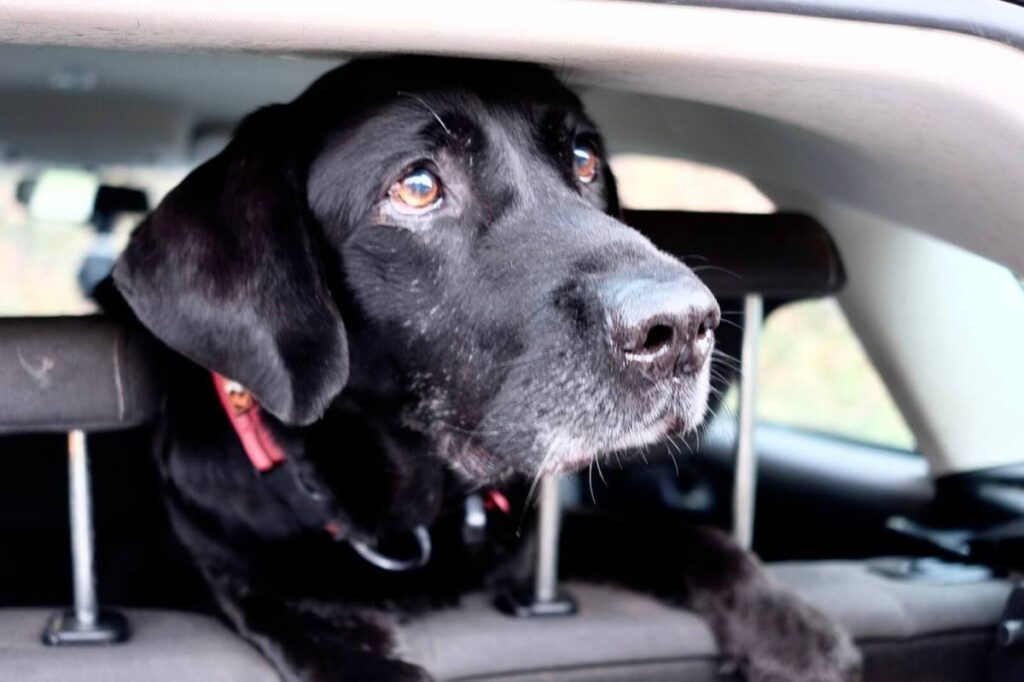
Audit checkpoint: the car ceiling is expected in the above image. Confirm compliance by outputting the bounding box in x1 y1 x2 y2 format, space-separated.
0 45 335 164
1 1 1022 276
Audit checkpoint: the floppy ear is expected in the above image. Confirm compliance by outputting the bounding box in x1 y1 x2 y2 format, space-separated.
114 105 348 426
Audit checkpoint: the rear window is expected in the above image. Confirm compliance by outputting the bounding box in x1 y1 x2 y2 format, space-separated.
758 298 916 451
0 165 182 316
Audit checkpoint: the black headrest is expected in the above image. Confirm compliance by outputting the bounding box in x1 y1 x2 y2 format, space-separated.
624 210 846 299
93 185 150 217
0 317 161 435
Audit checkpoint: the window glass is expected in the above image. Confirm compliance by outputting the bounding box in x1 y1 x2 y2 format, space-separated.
0 165 183 316
611 154 774 213
757 298 916 450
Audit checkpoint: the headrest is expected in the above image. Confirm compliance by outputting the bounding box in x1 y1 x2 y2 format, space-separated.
0 316 161 435
624 210 846 299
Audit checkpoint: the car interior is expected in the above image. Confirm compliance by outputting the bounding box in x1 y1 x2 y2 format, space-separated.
1 2 1023 681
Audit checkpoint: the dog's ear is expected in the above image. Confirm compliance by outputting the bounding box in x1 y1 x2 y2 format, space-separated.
114 105 348 426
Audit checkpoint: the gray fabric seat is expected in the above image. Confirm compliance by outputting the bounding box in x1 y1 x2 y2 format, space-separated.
0 609 277 682
397 582 722 682
0 567 1007 681
0 318 1007 680
394 561 1011 682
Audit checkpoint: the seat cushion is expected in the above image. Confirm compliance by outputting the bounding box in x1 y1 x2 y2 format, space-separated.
0 609 277 682
395 560 1012 681
771 560 1011 640
395 582 723 682
1 561 1009 681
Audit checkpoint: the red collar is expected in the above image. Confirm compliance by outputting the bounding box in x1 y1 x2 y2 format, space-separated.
211 372 346 539
210 371 508 571
211 372 286 472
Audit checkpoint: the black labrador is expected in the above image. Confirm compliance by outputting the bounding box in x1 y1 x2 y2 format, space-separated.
111 57 860 682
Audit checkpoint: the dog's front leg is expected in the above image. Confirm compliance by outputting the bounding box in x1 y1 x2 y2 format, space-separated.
685 544 863 682
201 567 432 682
560 510 861 682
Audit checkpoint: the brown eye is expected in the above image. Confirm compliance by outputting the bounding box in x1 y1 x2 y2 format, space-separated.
390 167 442 212
573 143 598 184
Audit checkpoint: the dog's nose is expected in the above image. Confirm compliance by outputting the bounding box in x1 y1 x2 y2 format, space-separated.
604 277 720 380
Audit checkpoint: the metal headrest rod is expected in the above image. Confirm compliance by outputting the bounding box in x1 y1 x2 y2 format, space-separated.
533 477 566 605
495 476 576 617
43 430 129 646
733 294 763 550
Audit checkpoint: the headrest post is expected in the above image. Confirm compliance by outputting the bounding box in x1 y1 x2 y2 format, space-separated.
733 294 763 550
42 430 129 646
68 430 98 628
494 476 576 617
534 476 562 603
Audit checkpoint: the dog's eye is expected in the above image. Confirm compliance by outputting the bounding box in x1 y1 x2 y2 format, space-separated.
390 167 442 213
573 143 599 184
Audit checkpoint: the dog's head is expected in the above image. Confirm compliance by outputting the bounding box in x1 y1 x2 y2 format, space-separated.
115 57 719 482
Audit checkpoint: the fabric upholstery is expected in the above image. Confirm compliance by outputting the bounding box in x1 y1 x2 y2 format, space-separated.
395 561 1012 681
0 562 1008 681
0 609 276 682
0 316 161 434
395 582 723 682
770 560 1011 640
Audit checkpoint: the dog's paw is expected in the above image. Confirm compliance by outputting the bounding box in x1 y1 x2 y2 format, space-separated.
720 586 862 682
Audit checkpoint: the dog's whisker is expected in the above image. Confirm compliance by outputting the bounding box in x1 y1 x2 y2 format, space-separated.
712 359 741 371
712 354 741 366
588 457 597 505
690 264 743 280
712 350 742 367
396 90 451 135
683 435 695 455
709 371 734 387
666 437 682 477
717 317 746 332
595 453 607 487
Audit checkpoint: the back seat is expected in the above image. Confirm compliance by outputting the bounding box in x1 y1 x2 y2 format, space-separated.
0 609 276 682
0 565 1008 681
394 563 1009 682
0 315 1013 681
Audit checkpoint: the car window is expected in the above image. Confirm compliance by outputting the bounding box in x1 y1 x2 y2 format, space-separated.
611 154 774 214
0 165 183 316
758 298 916 451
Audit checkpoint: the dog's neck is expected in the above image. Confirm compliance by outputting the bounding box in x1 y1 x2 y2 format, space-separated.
299 401 455 538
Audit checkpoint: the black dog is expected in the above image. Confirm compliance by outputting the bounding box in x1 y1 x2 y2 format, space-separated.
111 57 860 681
